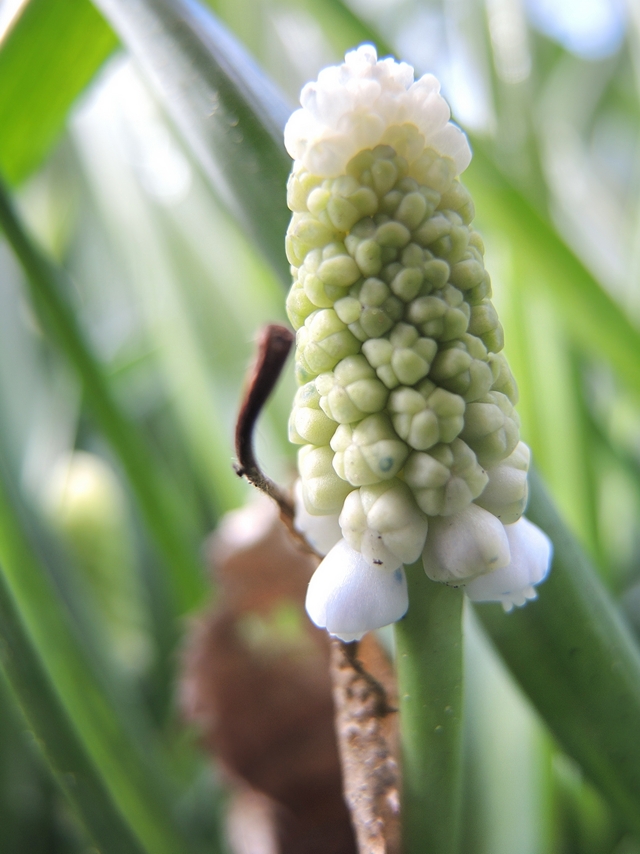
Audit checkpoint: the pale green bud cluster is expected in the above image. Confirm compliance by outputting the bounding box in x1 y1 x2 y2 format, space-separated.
287 137 528 565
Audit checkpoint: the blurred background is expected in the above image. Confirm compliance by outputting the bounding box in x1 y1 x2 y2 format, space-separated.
0 0 639 852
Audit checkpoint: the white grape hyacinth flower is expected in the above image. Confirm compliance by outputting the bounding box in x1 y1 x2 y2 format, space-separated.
305 537 408 641
286 46 552 641
465 516 553 611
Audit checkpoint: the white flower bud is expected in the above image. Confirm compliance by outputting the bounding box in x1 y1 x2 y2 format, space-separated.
339 478 428 567
465 516 552 610
305 538 408 641
474 441 530 524
422 504 510 584
293 480 342 556
285 45 471 180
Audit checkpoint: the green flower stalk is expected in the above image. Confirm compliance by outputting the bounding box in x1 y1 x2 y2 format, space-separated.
285 46 552 641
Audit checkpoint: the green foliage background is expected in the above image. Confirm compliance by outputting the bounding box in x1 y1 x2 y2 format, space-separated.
0 0 640 852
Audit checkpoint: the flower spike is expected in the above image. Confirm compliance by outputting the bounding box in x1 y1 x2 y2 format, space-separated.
285 47 552 638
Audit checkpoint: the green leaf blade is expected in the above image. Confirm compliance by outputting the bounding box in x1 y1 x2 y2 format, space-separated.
93 0 292 283
0 0 117 184
477 469 640 835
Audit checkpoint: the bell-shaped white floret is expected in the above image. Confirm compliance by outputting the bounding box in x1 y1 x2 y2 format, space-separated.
422 504 510 584
293 480 342 556
305 538 408 641
465 516 552 611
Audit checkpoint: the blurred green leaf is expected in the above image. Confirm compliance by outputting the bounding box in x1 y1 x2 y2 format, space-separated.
0 569 146 854
0 0 117 184
464 146 640 402
477 470 640 836
93 0 292 284
0 180 205 614
0 460 207 854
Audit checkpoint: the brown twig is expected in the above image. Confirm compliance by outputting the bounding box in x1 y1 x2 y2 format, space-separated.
234 324 317 551
330 638 401 854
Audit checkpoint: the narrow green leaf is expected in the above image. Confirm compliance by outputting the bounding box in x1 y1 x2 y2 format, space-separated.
92 0 291 284
0 568 146 854
476 469 640 835
395 574 464 854
0 461 204 854
464 144 640 401
0 0 117 184
0 180 205 613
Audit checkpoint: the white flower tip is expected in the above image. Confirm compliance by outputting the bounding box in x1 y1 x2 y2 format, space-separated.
305 538 407 639
285 45 471 177
465 517 552 610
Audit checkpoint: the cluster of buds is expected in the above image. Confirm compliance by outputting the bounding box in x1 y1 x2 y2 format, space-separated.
285 46 552 641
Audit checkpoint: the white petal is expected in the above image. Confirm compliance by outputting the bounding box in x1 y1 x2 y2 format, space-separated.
422 504 511 583
465 516 553 610
305 538 407 641
293 480 342 556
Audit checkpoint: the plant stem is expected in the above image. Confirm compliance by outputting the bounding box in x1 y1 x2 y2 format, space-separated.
394 565 464 854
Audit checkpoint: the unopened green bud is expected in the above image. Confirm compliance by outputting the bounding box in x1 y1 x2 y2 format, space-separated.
389 380 465 450
296 309 361 381
286 280 316 330
488 352 519 403
331 413 409 485
439 180 475 224
429 335 494 401
460 391 520 467
298 444 353 513
407 284 470 341
468 299 504 352
289 382 338 445
316 355 389 423
362 322 437 389
339 277 404 340
287 169 322 213
404 438 488 516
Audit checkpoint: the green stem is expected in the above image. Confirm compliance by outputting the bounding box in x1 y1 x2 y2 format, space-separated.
0 179 204 613
394 565 464 854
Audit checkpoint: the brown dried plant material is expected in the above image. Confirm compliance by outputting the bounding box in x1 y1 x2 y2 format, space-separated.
181 496 356 854
330 638 401 854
